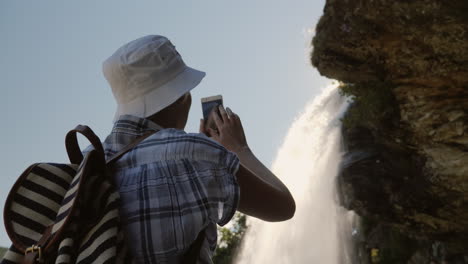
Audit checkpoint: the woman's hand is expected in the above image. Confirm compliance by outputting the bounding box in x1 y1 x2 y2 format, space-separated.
199 105 249 153
201 105 296 221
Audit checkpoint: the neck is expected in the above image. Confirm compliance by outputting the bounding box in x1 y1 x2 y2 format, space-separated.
148 116 184 130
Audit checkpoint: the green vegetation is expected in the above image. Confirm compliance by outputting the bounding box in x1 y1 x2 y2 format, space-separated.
0 214 248 264
358 216 419 264
213 213 247 264
0 247 7 261
339 81 397 130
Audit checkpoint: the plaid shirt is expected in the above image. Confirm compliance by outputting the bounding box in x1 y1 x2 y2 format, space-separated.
99 115 240 263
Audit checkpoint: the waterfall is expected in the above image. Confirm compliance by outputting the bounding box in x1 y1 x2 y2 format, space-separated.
235 83 355 264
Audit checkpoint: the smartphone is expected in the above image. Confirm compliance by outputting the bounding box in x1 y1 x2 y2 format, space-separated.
201 95 223 129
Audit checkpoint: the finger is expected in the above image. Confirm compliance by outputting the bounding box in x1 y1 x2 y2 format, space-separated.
212 108 224 129
199 119 206 134
226 107 234 118
207 127 220 140
229 110 240 123
218 105 229 122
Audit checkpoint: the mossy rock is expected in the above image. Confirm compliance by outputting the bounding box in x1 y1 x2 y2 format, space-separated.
339 81 398 131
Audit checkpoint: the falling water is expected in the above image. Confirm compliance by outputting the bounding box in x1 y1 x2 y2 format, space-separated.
235 84 355 264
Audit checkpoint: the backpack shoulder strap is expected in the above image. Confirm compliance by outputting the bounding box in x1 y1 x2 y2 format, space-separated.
106 131 157 165
21 225 52 264
65 125 158 165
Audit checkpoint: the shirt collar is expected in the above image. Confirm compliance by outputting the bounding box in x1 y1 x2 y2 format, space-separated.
112 115 164 135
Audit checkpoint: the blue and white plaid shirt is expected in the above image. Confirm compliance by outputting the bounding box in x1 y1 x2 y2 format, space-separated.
101 115 240 263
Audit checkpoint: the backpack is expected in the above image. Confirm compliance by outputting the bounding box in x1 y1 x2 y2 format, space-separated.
1 125 205 264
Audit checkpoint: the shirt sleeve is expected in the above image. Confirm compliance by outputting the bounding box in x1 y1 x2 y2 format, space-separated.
216 150 240 226
189 133 241 226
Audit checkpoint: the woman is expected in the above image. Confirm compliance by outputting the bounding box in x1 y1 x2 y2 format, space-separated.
102 35 295 263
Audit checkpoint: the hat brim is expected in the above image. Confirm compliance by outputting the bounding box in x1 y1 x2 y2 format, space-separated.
113 66 206 122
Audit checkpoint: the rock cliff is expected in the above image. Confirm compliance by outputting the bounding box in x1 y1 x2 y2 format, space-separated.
311 0 468 262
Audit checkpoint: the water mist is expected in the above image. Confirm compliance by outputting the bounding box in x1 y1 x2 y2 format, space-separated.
236 84 355 264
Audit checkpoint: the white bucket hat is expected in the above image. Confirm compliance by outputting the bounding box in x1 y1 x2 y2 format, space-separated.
102 35 206 122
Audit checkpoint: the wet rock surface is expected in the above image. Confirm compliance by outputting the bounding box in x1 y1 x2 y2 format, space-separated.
312 0 468 262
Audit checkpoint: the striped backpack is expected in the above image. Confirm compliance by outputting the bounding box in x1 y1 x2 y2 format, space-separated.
1 125 155 264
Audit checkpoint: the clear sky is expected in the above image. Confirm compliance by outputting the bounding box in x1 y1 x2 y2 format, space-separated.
0 0 329 247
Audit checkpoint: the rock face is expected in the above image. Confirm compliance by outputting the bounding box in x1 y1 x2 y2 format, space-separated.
311 0 468 262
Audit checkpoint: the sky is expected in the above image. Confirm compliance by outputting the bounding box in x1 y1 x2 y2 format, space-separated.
0 0 329 247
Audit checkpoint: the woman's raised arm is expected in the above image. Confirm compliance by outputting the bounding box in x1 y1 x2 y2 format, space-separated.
200 105 296 222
